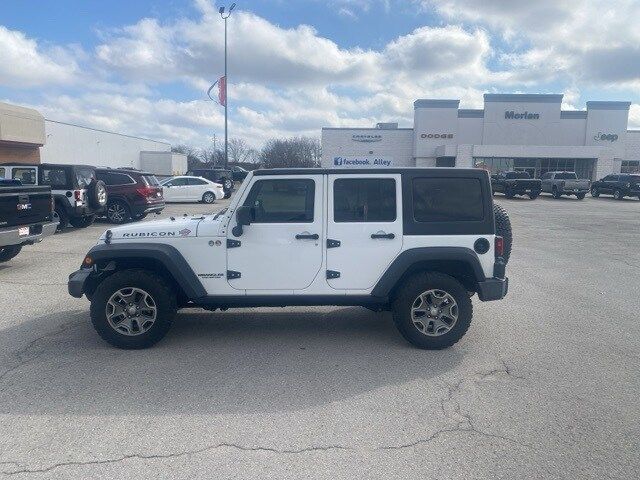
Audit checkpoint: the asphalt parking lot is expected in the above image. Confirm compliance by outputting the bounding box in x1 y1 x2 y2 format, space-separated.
1 194 639 479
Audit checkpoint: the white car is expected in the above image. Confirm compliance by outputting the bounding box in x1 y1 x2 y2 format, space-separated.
160 176 224 203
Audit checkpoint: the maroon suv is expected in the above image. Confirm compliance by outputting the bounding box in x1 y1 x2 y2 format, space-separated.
96 168 164 224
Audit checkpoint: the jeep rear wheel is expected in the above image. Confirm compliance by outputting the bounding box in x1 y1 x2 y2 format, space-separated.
392 272 472 350
90 269 176 349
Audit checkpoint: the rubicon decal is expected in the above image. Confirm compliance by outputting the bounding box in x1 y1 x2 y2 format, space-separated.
122 231 177 237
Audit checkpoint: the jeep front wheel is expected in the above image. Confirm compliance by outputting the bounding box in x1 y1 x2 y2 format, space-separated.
392 272 472 350
90 269 177 349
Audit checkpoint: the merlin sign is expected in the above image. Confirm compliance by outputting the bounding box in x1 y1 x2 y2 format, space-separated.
505 111 540 120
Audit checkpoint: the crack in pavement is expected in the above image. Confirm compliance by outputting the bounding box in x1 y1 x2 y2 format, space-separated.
0 443 353 476
0 281 67 287
0 360 531 476
0 318 80 391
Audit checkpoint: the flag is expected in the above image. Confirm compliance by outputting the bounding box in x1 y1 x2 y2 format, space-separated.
218 76 226 107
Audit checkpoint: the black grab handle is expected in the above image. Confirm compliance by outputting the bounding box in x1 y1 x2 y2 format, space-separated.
371 233 395 239
295 233 319 240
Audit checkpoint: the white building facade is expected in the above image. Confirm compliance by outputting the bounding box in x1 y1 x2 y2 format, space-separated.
322 94 640 179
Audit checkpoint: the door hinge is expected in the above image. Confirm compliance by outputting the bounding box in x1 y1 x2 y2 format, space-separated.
227 270 241 279
326 239 341 248
326 270 341 279
226 239 241 248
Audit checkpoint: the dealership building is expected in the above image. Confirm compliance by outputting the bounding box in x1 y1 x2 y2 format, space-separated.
322 94 640 179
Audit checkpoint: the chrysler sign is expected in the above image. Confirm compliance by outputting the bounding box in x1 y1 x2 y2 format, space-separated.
505 111 540 120
352 134 382 142
333 156 392 168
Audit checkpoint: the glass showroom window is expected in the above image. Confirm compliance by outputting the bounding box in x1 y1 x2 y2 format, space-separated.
621 161 640 174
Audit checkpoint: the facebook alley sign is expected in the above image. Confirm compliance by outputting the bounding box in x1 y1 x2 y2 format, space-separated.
333 156 393 168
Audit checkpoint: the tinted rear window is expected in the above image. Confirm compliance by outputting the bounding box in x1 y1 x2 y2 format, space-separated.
76 168 95 188
334 178 396 222
412 178 484 222
556 172 577 179
506 172 530 179
142 175 160 186
41 167 69 187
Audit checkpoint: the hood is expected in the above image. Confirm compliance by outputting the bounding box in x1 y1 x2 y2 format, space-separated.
99 216 210 241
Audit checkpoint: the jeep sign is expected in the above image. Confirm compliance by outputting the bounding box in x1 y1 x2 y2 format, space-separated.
593 132 619 142
333 156 392 168
505 111 540 120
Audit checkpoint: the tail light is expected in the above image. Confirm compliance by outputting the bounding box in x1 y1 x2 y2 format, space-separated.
74 190 82 201
495 236 504 257
136 186 159 201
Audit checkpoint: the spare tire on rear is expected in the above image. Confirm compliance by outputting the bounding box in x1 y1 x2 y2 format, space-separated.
493 203 512 264
88 180 108 209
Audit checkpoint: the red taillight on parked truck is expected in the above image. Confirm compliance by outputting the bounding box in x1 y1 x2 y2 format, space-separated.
495 236 504 257
74 190 82 201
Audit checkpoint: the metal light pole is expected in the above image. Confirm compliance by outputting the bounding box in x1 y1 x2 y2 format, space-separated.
219 3 236 169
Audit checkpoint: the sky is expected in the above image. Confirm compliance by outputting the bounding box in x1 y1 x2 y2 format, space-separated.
1 0 640 149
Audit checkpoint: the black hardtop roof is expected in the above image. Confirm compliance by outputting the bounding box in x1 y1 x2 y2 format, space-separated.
252 167 489 177
0 162 98 170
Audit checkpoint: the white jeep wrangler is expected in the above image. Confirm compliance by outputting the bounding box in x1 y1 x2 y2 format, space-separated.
69 168 511 350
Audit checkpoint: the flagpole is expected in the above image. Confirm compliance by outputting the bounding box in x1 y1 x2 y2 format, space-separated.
223 14 228 169
219 4 235 169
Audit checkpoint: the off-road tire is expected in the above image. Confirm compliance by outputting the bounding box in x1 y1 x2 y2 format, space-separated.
54 205 68 232
222 178 233 198
90 269 177 349
552 186 562 199
392 272 472 350
493 203 512 264
576 192 586 200
202 191 216 204
613 189 623 200
70 215 95 228
591 187 600 198
0 245 22 263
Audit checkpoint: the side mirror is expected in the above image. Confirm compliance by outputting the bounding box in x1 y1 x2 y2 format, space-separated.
232 205 253 237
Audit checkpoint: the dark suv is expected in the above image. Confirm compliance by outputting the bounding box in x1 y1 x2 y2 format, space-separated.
591 174 640 200
186 168 233 198
96 168 164 224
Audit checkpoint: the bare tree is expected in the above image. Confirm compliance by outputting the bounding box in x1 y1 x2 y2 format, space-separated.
259 136 321 169
172 145 202 170
229 138 259 164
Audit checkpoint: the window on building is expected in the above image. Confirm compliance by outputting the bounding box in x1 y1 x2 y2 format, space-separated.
333 178 396 222
413 178 484 222
41 167 69 187
436 157 455 168
244 179 315 223
621 161 640 174
0 167 5 179
12 168 37 184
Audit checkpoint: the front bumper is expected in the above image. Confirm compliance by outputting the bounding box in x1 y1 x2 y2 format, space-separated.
68 268 92 298
0 220 58 248
477 277 509 301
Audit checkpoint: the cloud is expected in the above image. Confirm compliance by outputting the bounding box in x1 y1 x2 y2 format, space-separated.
0 26 79 87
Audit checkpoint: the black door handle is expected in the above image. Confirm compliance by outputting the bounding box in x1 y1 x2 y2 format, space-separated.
295 233 319 240
371 233 395 239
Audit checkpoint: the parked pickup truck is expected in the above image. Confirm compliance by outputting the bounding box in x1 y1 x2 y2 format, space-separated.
491 171 542 199
0 179 58 262
540 171 590 200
